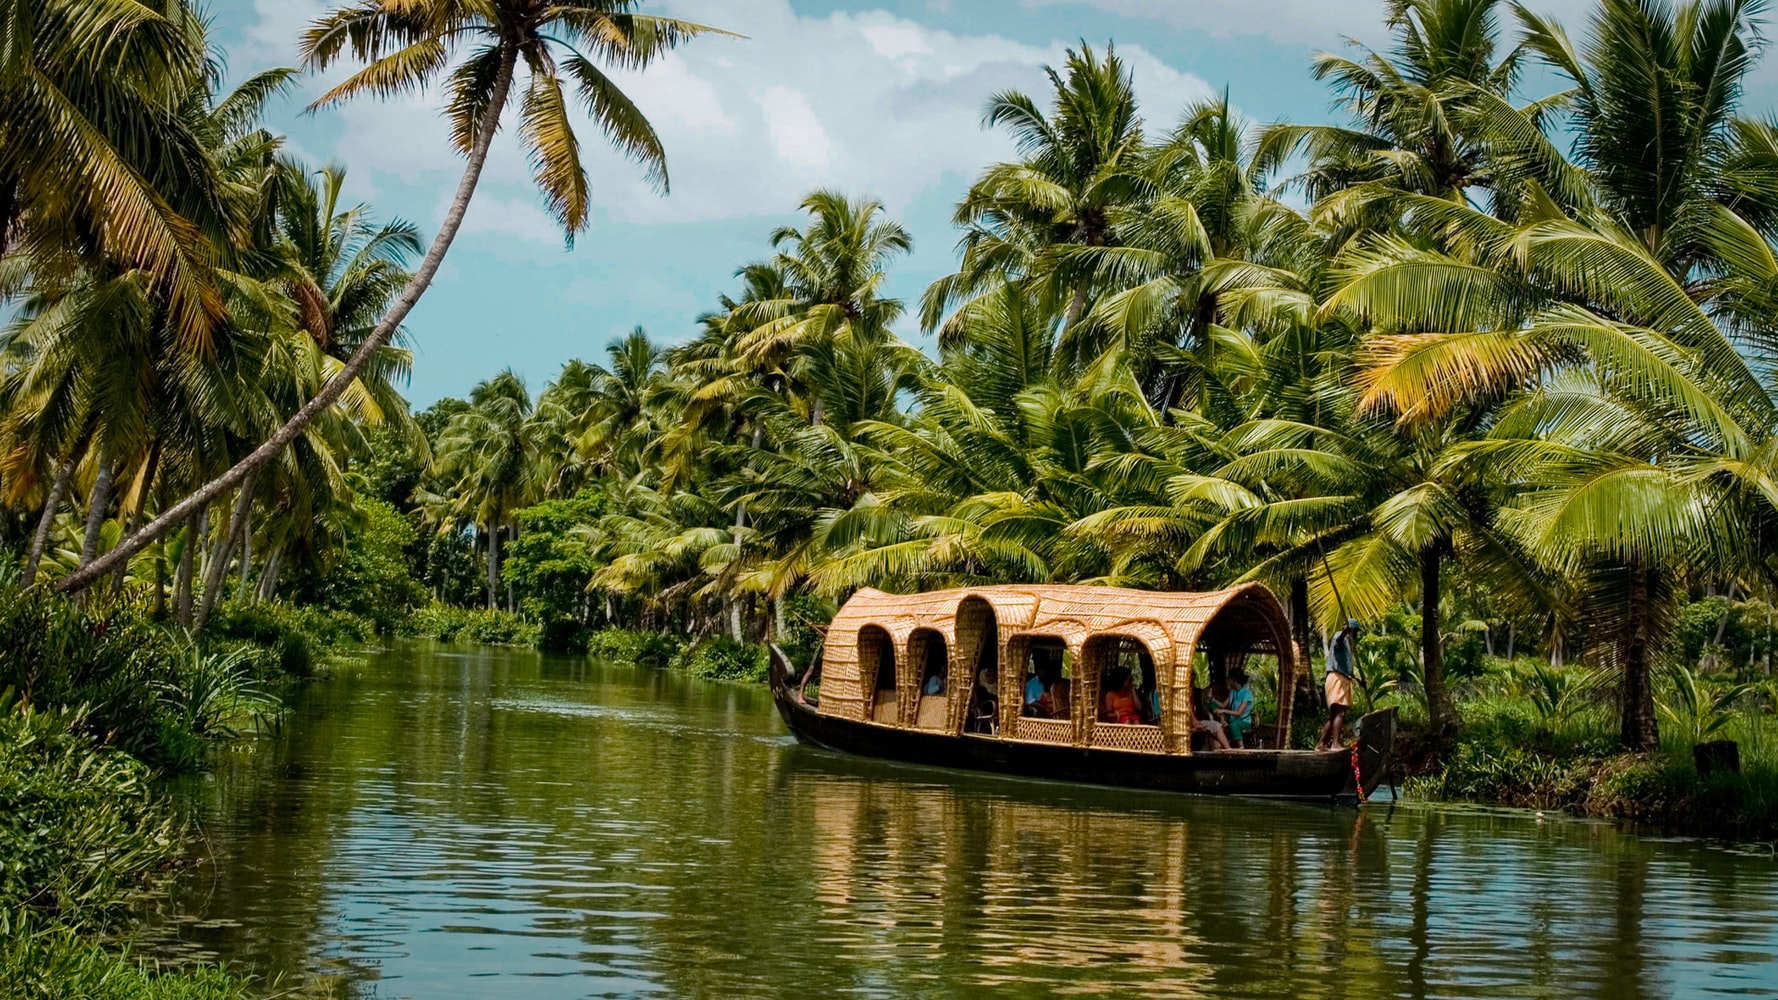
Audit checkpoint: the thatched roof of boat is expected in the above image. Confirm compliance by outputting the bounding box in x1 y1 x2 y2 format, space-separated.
814 583 1299 751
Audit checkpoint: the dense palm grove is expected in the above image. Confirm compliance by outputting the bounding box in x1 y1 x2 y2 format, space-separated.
380 0 1778 758
3 5 1778 994
6 0 1778 814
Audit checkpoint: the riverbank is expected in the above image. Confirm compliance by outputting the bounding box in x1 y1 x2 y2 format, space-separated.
0 585 365 999
397 609 782 683
1395 711 1778 842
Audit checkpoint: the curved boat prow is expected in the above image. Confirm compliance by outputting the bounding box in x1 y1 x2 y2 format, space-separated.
1354 707 1397 800
768 643 798 701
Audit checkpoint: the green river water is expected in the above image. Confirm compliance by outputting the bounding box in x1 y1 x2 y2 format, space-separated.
140 641 1778 999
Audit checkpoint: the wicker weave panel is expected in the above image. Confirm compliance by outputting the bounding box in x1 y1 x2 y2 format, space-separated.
1009 716 1073 745
1090 723 1167 753
914 695 949 730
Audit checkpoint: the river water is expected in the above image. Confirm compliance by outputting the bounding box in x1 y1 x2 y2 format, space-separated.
140 641 1778 999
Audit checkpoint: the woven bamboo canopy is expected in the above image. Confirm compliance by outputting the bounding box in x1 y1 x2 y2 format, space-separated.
815 583 1300 754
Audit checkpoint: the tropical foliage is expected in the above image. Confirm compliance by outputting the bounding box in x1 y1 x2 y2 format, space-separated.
9 0 1778 770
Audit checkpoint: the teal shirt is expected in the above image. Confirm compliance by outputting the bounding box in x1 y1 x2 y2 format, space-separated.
1228 685 1253 723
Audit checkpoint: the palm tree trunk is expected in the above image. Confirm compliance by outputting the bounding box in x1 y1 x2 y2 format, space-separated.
236 522 253 604
1620 562 1660 752
196 470 256 632
22 451 76 588
111 506 143 599
1063 281 1089 329
728 505 748 641
153 545 167 618
78 457 116 572
1421 544 1458 733
176 506 205 629
486 524 501 611
724 422 764 640
256 545 284 603
1289 576 1311 657
56 41 522 596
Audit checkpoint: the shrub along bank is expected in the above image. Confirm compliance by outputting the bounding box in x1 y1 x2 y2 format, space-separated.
0 704 263 999
0 583 364 999
1380 659 1778 842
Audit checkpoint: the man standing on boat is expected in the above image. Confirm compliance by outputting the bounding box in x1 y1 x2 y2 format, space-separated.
1319 619 1360 750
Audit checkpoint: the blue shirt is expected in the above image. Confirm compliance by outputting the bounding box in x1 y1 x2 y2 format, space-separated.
1228 685 1254 722
1025 675 1045 705
1331 634 1356 677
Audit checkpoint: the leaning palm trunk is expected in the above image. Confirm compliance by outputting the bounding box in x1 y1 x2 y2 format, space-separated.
78 458 116 569
235 524 253 604
256 544 284 603
22 452 76 587
112 441 161 597
56 44 521 596
197 470 257 632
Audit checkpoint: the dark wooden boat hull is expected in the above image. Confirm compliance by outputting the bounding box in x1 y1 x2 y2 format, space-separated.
768 646 1395 802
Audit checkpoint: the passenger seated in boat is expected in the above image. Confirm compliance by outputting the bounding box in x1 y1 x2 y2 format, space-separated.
1192 686 1233 751
1219 667 1255 748
967 665 999 734
1023 648 1068 718
1135 651 1161 723
1098 666 1144 724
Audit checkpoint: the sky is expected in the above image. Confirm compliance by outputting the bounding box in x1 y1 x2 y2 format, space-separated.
207 0 1771 406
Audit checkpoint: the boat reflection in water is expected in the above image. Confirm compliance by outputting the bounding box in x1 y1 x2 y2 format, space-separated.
772 744 1755 1000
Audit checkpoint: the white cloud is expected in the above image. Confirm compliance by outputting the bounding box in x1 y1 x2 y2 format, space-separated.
575 0 1213 226
760 86 835 172
1019 0 1599 49
253 0 1214 244
864 22 936 62
457 194 562 246
232 0 327 74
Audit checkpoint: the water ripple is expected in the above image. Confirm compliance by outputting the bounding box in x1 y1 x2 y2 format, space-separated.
139 643 1778 1000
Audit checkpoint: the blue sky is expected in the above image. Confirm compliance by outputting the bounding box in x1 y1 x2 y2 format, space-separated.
208 0 1765 406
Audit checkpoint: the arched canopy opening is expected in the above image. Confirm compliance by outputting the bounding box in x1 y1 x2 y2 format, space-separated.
860 625 899 725
911 628 951 730
959 597 1001 735
1084 634 1168 753
1013 635 1071 720
1191 587 1297 749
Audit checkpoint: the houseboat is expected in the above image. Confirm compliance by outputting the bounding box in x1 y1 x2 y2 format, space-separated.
768 583 1395 801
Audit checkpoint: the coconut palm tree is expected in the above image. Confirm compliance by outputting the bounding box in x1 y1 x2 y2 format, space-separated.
1315 0 1778 749
58 0 736 594
1259 0 1525 230
921 43 1148 338
0 0 227 349
432 370 540 609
